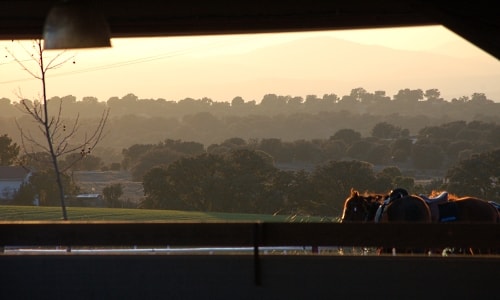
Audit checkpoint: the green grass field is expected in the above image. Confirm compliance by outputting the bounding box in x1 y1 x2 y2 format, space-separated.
0 205 334 222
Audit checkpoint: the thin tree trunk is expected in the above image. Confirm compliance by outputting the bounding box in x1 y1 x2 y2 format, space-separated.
39 43 68 220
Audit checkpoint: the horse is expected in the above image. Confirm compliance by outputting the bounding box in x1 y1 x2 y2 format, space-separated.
422 191 499 223
343 189 498 255
341 188 432 255
420 191 499 254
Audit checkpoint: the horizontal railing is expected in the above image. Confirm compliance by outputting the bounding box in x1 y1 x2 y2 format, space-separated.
1 221 499 249
1 221 499 298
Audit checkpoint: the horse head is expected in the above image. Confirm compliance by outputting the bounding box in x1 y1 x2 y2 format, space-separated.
341 188 383 223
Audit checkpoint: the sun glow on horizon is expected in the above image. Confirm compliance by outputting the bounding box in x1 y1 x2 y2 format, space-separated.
1 25 498 103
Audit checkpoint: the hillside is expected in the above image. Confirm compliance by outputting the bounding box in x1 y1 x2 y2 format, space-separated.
0 205 319 222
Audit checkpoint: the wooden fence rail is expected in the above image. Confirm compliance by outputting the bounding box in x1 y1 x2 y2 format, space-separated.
0 221 499 248
1 222 499 300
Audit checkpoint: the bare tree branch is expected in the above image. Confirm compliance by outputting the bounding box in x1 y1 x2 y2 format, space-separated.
5 44 41 80
10 39 110 220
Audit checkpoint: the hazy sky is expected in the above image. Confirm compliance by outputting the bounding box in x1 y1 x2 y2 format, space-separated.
1 25 499 103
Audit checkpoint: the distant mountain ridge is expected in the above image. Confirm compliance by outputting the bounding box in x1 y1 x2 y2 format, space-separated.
191 36 499 101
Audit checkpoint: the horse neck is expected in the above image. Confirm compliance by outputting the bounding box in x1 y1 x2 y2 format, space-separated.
367 202 381 221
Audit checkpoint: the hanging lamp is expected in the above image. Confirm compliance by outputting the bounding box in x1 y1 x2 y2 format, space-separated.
43 0 111 49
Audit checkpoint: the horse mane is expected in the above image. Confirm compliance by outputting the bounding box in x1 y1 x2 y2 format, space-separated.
346 189 386 207
349 188 384 198
360 190 386 203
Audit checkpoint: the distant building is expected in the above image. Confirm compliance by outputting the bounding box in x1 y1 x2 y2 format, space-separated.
0 166 32 202
68 193 105 207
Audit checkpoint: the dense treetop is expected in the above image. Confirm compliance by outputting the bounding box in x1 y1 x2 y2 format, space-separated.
1 88 498 156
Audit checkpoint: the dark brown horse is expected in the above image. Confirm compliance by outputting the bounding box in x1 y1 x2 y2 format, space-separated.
421 191 499 223
421 191 499 255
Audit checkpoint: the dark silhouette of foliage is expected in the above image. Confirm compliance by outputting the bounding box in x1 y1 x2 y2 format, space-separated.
11 182 36 206
121 144 155 170
371 122 406 139
0 134 20 166
310 160 378 215
141 150 278 213
393 88 424 103
130 148 186 181
445 149 500 200
27 169 79 206
366 143 391 164
330 129 362 145
346 140 373 161
141 167 180 209
411 143 445 169
102 183 123 208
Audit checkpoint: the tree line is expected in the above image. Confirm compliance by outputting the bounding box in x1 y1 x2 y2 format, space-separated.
2 126 499 217
117 120 499 216
137 147 500 218
1 88 499 160
121 120 500 181
1 88 496 120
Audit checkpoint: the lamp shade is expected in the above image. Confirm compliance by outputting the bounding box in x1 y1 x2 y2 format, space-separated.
43 1 111 49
